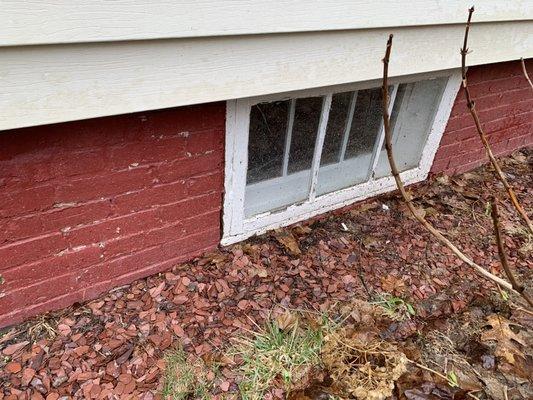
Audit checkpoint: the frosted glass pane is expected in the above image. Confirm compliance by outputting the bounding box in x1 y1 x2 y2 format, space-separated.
316 87 384 196
247 101 289 184
320 92 352 166
244 168 311 217
344 88 384 160
374 77 447 177
288 97 322 174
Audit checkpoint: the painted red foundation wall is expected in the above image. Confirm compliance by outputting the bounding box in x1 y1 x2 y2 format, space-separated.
431 60 533 175
0 103 225 327
0 60 531 328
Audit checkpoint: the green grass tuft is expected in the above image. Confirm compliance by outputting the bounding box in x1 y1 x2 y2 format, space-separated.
373 293 416 321
162 346 211 400
233 314 330 400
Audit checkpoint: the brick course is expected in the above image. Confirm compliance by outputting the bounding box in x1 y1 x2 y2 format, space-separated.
431 60 533 175
0 103 225 327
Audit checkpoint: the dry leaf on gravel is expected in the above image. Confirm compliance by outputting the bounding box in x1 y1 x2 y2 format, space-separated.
1 151 531 399
275 311 299 331
273 229 302 256
481 314 527 365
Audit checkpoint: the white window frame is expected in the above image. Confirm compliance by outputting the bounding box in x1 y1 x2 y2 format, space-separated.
222 69 462 245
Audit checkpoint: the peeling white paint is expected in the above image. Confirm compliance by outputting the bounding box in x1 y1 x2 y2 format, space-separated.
222 71 462 245
53 202 77 209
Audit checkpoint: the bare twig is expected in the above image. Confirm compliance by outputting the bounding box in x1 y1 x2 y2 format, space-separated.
490 197 533 307
461 7 533 235
406 357 480 398
406 357 449 382
381 34 519 296
521 58 533 91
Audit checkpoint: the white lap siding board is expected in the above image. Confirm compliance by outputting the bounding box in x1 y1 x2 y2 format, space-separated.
0 1 532 130
2 0 531 46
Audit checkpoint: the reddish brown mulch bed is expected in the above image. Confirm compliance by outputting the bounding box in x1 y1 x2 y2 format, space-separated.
1 150 531 399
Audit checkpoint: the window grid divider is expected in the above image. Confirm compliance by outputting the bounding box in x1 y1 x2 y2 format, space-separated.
338 90 358 163
308 94 333 202
281 99 296 176
223 71 462 245
367 84 399 179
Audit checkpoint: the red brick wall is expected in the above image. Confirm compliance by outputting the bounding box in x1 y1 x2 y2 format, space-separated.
0 60 531 328
0 103 225 327
431 60 533 175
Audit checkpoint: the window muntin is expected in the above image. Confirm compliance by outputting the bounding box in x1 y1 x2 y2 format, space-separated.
320 92 352 166
244 96 326 217
316 86 396 196
224 71 461 244
244 83 404 216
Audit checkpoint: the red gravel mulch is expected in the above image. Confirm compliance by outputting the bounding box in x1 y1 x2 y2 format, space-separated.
0 150 531 399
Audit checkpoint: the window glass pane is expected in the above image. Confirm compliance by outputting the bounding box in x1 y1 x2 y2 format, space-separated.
242 76 448 218
316 87 385 196
247 101 289 184
374 77 448 177
320 92 353 166
288 97 322 174
344 88 384 160
244 97 322 218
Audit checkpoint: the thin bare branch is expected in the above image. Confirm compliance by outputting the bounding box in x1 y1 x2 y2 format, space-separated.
461 8 533 235
490 197 533 308
521 58 533 91
381 34 520 297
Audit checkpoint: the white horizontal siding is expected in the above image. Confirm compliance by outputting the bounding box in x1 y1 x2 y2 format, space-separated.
1 21 531 131
1 0 531 46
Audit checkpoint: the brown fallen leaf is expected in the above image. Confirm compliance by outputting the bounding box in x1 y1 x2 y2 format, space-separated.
293 225 312 235
250 267 268 278
362 234 380 249
480 314 527 365
273 229 302 256
380 275 406 295
275 311 298 331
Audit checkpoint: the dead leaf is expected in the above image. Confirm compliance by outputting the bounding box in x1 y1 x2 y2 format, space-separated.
275 311 298 331
380 275 406 295
397 202 427 220
480 314 526 365
273 229 302 256
250 267 268 278
436 175 451 185
362 235 379 249
292 225 312 236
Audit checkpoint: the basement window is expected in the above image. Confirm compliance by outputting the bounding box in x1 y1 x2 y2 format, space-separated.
223 71 461 244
